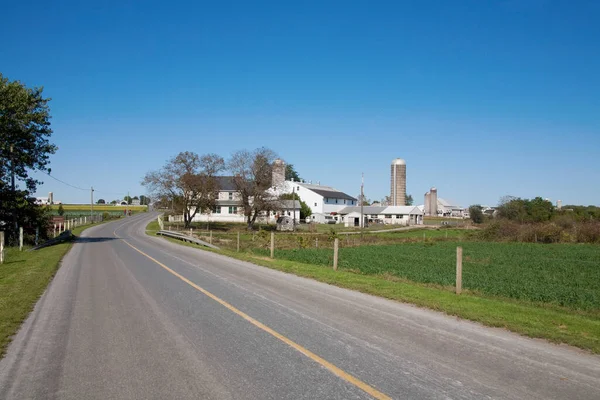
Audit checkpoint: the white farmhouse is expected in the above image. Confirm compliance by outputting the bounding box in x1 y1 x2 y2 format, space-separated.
189 176 301 224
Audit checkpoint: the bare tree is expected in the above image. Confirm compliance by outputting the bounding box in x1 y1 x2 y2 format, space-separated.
229 147 278 229
142 151 224 228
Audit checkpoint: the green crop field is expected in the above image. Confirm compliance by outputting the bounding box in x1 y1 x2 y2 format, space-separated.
254 242 600 311
49 204 147 212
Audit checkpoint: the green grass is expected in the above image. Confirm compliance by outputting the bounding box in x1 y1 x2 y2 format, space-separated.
146 219 600 353
253 242 600 312
146 219 160 234
0 220 107 357
48 204 147 215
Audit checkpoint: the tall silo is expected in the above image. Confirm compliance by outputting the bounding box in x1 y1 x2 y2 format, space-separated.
390 158 406 206
272 159 286 188
429 187 438 216
424 192 431 215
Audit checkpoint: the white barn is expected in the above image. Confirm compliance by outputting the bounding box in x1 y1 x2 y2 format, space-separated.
337 206 423 227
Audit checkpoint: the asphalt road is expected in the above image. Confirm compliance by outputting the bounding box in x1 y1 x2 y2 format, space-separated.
1 213 599 399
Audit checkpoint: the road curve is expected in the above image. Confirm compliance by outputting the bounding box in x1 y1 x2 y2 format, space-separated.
1 213 599 399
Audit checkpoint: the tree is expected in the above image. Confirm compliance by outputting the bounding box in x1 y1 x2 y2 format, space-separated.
97 199 106 204
142 152 224 228
526 197 554 222
497 196 528 222
406 194 414 206
357 193 370 206
139 195 151 206
280 193 312 220
469 205 484 224
229 147 278 229
110 200 118 205
133 196 139 200
0 74 57 242
123 195 132 205
285 164 301 181
57 204 65 216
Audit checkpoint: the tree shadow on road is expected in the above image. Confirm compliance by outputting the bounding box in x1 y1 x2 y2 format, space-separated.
76 237 118 243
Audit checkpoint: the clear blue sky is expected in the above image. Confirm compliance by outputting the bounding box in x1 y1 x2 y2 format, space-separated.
2 0 598 207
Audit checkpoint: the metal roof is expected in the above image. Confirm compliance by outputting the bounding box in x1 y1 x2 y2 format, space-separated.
296 183 357 201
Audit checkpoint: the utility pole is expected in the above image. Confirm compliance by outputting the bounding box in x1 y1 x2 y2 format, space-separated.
360 173 364 229
292 185 296 231
91 186 94 222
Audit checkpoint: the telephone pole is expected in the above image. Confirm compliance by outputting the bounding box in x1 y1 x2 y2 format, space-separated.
292 185 296 231
360 173 364 229
90 186 94 222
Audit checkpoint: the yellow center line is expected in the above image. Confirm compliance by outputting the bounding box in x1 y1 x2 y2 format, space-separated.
113 227 391 400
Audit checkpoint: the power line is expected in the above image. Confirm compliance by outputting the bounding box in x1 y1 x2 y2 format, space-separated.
44 172 88 191
43 172 135 198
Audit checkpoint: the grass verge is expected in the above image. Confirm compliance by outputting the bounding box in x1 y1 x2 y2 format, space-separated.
0 221 109 357
147 221 600 354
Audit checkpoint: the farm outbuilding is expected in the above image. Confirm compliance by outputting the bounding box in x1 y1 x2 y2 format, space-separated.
337 206 423 227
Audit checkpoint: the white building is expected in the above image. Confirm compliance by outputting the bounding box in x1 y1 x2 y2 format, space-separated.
337 206 423 227
35 197 51 205
189 177 301 224
277 181 357 224
418 198 466 218
174 159 355 225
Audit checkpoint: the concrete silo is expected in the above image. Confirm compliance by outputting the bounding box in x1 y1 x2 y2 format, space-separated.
424 192 431 215
272 159 286 188
429 187 438 216
390 158 406 206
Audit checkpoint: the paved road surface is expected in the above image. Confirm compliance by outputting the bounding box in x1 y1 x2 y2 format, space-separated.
1 213 599 399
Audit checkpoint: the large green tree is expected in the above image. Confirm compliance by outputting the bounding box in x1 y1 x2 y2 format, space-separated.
285 164 301 181
0 74 56 242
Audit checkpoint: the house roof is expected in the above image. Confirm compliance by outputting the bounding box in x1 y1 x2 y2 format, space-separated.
215 176 237 191
296 182 357 201
337 206 423 215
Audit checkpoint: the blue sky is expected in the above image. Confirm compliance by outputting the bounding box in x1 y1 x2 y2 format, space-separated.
1 0 598 206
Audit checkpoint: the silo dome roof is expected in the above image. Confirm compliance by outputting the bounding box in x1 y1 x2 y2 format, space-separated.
391 158 406 165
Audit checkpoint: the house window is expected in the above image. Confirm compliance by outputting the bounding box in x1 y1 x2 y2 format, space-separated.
297 186 300 191
214 206 221 214
325 197 328 203
385 215 392 218
314 202 317 206
228 192 233 200
228 206 237 214
335 199 338 204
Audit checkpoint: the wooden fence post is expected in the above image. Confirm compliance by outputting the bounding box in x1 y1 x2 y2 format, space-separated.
237 231 240 252
190 228 193 237
0 231 4 264
315 238 318 248
54 224 56 238
333 238 339 270
270 231 275 259
35 227 39 246
19 227 23 251
209 230 213 244
456 246 463 295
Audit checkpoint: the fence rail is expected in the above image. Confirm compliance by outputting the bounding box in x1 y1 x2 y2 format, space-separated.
157 230 220 250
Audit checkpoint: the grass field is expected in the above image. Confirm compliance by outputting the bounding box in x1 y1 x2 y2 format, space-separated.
252 242 600 312
0 221 106 357
49 204 147 212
